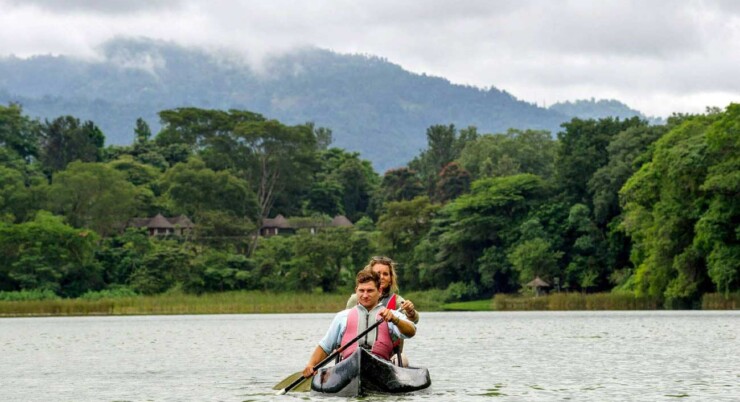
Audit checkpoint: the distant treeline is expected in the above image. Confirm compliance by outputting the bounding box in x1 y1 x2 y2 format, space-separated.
0 103 737 307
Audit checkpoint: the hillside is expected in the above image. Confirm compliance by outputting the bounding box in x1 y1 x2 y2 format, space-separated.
0 38 646 171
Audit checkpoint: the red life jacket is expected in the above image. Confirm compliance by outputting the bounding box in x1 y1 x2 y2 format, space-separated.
384 294 402 349
385 293 397 310
340 305 394 361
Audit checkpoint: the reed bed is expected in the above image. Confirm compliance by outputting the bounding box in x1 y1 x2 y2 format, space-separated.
701 293 739 310
493 292 662 311
1 290 734 317
0 291 349 317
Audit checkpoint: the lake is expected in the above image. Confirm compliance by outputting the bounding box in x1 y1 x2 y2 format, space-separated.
0 311 737 401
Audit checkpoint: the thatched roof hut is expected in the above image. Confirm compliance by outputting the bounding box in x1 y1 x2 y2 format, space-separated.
525 276 550 296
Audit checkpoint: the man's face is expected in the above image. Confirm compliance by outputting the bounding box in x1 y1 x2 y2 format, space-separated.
356 281 380 309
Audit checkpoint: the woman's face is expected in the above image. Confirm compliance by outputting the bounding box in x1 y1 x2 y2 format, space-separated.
372 263 392 291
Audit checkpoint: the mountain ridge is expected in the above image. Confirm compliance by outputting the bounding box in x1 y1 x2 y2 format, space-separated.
0 38 649 171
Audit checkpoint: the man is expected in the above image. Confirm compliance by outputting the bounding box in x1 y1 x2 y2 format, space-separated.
302 270 416 377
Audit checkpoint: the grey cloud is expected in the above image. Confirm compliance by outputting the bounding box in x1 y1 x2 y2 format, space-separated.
2 0 184 15
0 0 737 116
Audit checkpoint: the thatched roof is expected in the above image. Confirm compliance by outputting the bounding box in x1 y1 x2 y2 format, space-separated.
148 213 174 228
331 215 353 227
169 215 194 228
525 276 550 288
262 214 291 229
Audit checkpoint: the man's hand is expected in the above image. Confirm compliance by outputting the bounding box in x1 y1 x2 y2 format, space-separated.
302 364 315 377
378 307 397 323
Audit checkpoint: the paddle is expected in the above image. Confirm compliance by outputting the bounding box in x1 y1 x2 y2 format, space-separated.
275 317 384 395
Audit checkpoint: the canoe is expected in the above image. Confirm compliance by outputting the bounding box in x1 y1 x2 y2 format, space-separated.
310 347 431 396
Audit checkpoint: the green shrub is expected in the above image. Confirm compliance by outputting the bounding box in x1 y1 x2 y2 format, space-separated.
0 289 60 301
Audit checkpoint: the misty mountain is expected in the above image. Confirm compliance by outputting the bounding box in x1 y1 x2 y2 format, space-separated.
0 38 647 172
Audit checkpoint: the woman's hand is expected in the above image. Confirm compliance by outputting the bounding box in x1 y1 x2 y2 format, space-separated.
401 300 416 318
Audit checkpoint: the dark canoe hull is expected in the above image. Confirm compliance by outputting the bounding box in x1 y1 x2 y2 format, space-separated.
311 348 431 397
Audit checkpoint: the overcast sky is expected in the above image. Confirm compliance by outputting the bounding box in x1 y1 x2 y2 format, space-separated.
1 0 738 117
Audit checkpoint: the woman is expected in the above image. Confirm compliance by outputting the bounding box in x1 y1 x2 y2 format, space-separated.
346 256 419 323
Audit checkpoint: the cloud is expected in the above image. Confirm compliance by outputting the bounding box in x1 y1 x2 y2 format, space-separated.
2 0 185 15
0 0 738 117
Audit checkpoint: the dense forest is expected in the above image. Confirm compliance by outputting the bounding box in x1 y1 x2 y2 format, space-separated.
0 102 737 307
0 38 651 172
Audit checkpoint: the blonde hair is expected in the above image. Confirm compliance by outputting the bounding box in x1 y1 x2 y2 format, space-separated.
364 256 399 294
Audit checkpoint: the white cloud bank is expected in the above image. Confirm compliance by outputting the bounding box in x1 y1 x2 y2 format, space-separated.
0 0 738 117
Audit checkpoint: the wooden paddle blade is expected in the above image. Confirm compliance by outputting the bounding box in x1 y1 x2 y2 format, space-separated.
273 372 311 392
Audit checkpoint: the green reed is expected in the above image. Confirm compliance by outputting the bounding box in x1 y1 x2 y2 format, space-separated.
0 291 350 317
492 292 662 311
701 292 739 310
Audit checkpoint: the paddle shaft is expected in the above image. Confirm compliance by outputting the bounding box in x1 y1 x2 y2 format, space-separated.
277 318 384 395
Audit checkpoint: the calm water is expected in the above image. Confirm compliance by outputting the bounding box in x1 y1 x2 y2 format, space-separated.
0 311 737 401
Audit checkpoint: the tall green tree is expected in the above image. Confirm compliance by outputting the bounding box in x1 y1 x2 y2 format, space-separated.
39 116 105 174
155 108 321 252
620 106 739 303
160 157 258 220
0 211 100 295
435 162 471 203
420 174 549 296
409 125 478 196
377 196 439 288
459 129 556 180
48 162 138 237
556 117 646 207
0 103 40 161
306 148 379 221
380 167 425 204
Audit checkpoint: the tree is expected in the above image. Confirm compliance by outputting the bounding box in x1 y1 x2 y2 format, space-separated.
39 116 105 174
134 117 152 144
304 179 344 217
589 125 666 225
291 227 356 292
619 106 740 303
128 240 191 295
508 238 562 286
0 103 40 161
194 210 256 254
409 125 478 196
233 119 319 228
562 203 607 291
48 162 138 237
96 228 153 286
380 167 424 204
506 218 563 287
0 166 33 222
556 117 646 207
308 148 379 221
458 129 556 180
154 108 321 253
0 211 99 295
160 157 258 221
693 104 740 296
377 196 439 288
419 174 549 296
435 162 471 203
